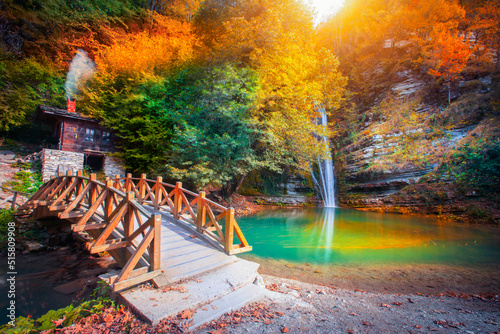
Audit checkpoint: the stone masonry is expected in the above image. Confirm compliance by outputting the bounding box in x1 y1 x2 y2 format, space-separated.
103 156 126 178
41 149 84 181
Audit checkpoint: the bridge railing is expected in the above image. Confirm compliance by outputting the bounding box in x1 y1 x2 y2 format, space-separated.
0 186 30 210
19 171 162 291
112 173 251 255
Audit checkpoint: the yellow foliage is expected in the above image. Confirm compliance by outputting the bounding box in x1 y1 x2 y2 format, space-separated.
214 0 347 166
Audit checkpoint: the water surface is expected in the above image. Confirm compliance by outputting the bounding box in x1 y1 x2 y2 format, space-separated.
237 208 500 266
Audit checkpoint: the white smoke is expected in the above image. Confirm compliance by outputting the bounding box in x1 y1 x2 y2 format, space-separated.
65 49 96 99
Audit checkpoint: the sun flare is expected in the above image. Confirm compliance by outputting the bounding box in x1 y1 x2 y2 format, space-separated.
310 0 345 24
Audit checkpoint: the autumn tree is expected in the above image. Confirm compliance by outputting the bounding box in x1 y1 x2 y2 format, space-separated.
317 0 467 106
196 0 347 170
467 0 500 72
426 27 473 103
80 14 198 173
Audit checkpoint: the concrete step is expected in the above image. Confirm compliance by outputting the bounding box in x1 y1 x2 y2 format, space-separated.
156 253 237 286
188 283 267 330
119 258 260 325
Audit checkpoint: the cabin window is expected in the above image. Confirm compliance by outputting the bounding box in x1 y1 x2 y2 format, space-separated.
102 131 111 143
85 128 95 142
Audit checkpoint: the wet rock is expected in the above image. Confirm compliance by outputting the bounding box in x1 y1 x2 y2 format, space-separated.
54 277 97 294
23 241 46 252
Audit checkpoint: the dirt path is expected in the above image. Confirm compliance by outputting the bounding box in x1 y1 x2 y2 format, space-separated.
195 275 500 334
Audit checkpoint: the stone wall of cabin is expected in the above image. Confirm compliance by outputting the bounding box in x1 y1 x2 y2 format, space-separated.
41 149 84 180
103 156 126 178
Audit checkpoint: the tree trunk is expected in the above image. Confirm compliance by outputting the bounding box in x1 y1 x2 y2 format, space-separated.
448 83 451 105
496 31 500 73
221 174 246 200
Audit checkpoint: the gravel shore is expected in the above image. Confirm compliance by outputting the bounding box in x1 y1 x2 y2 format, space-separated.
195 274 500 334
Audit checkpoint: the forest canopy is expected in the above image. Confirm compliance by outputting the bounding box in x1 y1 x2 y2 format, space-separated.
0 0 498 198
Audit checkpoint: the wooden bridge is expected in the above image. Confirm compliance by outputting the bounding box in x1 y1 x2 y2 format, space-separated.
17 171 252 292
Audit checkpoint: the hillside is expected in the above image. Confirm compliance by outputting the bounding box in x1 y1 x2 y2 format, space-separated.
1 0 499 222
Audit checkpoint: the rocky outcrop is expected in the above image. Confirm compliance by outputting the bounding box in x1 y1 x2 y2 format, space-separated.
339 71 490 203
250 178 319 206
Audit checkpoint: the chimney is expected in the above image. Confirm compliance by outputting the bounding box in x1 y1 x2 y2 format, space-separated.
67 97 76 113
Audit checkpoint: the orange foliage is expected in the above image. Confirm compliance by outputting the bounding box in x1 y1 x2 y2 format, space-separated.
95 14 196 76
427 27 473 102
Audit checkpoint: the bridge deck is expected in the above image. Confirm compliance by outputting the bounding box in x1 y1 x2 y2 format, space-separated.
152 209 237 287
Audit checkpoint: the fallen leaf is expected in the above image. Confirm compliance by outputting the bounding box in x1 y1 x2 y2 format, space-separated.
182 319 194 328
179 309 193 319
212 305 218 310
408 298 415 303
51 315 66 327
103 313 114 323
202 308 208 311
380 304 391 308
393 302 402 306
281 327 290 333
189 235 197 239
362 320 374 326
349 313 358 316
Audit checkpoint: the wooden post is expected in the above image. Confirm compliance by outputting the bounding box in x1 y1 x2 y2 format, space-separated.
58 172 63 177
126 173 132 193
149 214 161 271
105 180 113 220
173 182 182 219
154 176 162 210
124 192 135 238
224 207 235 254
138 174 146 204
76 170 83 196
89 173 97 206
11 192 18 210
196 191 206 233
66 170 73 176
114 175 120 189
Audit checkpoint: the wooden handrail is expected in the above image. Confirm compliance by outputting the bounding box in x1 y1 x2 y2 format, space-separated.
17 171 162 291
112 174 252 255
0 186 31 210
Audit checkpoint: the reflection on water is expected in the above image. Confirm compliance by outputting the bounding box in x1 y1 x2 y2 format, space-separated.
315 208 335 262
238 208 500 266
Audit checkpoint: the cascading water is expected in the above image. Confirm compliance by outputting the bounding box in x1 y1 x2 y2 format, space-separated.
310 108 336 207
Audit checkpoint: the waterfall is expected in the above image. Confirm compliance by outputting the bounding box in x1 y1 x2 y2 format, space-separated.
311 109 336 207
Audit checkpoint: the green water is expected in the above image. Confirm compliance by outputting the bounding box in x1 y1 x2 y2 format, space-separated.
237 208 500 266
